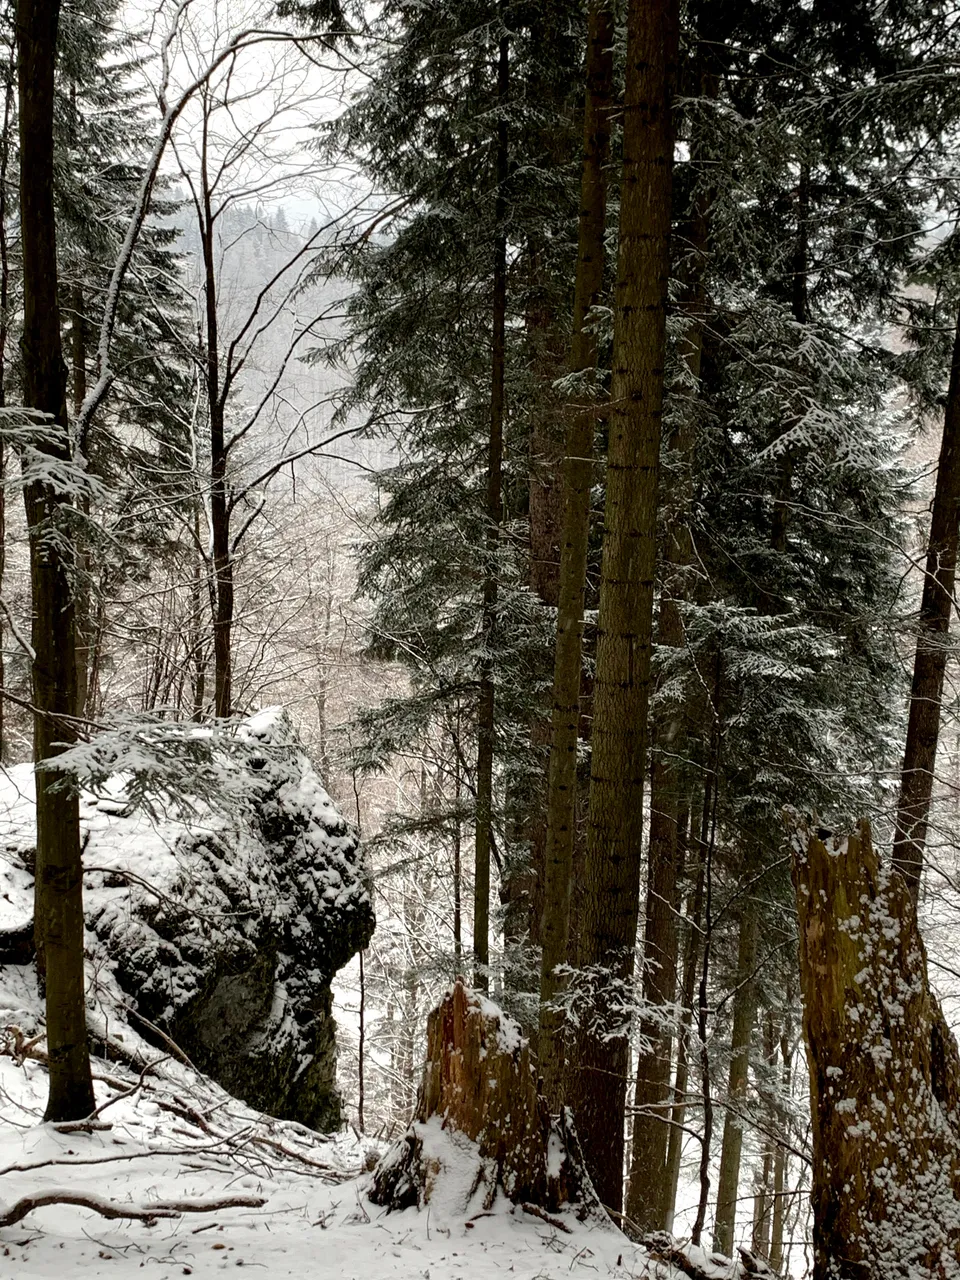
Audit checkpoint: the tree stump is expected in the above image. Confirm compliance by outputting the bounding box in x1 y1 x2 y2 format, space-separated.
791 818 960 1278
369 980 594 1215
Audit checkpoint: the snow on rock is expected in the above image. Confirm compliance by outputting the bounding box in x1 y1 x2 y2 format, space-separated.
0 707 374 1132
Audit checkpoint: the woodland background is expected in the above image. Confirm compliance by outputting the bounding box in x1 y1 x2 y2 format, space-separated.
6 0 960 1273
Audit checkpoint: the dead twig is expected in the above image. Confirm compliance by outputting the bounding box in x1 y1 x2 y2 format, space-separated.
520 1203 572 1234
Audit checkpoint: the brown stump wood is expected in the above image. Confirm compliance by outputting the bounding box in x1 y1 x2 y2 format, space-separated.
792 818 960 1278
370 981 598 1215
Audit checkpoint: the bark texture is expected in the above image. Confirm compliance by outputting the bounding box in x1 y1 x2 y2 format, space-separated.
370 981 592 1214
712 896 759 1256
472 29 509 991
793 819 960 1278
626 69 715 1233
574 0 679 1215
892 299 960 899
538 0 614 1111
18 0 95 1122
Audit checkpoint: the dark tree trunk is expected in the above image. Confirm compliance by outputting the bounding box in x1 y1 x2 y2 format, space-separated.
199 175 233 719
473 28 509 991
713 894 759 1256
626 69 715 1233
538 0 614 1111
18 0 95 1122
573 0 679 1215
892 299 960 898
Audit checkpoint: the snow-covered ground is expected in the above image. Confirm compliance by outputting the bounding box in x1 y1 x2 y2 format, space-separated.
0 1042 748 1280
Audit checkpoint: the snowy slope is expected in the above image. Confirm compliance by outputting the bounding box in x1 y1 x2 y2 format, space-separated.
0 1042 757 1280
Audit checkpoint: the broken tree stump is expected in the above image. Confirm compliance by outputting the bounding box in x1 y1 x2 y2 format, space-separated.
791 818 960 1278
369 980 594 1215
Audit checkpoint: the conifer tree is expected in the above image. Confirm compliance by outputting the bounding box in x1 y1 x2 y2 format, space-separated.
572 0 680 1214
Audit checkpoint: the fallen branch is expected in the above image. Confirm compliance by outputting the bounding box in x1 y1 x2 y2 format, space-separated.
121 1006 198 1070
520 1203 572 1233
640 1235 714 1280
0 1189 265 1229
2 1025 46 1065
0 1128 255 1177
87 1055 171 1122
52 1121 113 1135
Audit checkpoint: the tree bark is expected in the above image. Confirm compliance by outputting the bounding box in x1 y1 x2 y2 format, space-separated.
892 298 960 899
0 38 13 763
538 0 614 1112
712 893 759 1256
793 819 960 1278
198 150 233 719
70 284 93 722
769 1014 792 1275
18 0 95 1122
573 0 679 1215
626 69 715 1233
664 824 705 1233
370 981 590 1214
473 27 509 991
750 1011 776 1259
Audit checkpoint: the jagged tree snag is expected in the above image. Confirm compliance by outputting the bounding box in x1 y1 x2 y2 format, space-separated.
792 818 960 1278
370 980 595 1215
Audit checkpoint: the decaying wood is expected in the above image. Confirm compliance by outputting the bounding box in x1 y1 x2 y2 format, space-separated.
369 981 596 1214
792 818 960 1278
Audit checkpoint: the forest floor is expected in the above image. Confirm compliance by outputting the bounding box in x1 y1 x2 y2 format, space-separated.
0 1047 737 1280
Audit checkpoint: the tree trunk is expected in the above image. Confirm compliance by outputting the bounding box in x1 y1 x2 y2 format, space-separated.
626 789 685 1229
0 40 13 763
793 819 960 1278
664 826 706 1233
769 1014 792 1275
573 0 679 1216
892 297 960 899
199 177 233 719
18 0 95 1122
538 0 614 1111
750 1011 776 1259
472 28 509 993
70 285 93 722
626 70 715 1233
712 894 759 1256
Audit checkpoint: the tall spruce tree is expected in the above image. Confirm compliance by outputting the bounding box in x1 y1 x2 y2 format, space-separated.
571 0 680 1215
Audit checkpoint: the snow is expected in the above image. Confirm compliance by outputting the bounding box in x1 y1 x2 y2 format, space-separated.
0 1048 684 1280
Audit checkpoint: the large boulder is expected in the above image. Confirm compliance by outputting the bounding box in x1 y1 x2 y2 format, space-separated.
0 708 374 1131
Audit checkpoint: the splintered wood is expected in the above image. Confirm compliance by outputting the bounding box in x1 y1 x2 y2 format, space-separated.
370 980 588 1214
